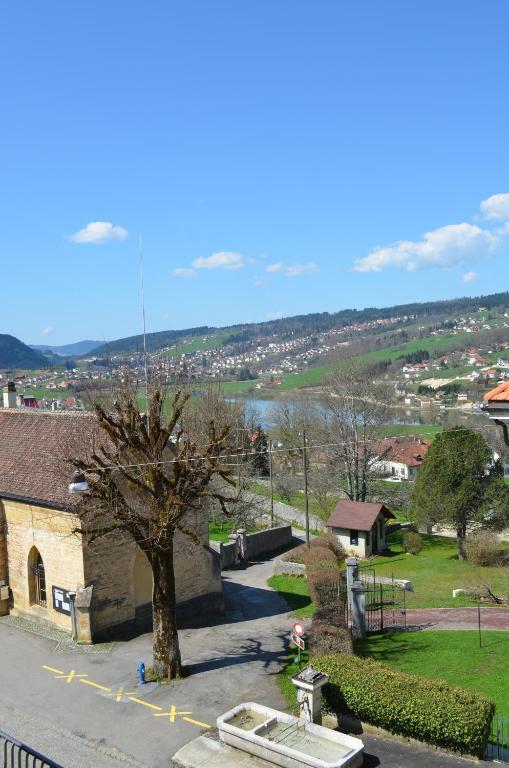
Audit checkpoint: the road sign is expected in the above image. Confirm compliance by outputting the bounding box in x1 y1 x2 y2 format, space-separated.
293 621 305 637
291 632 305 650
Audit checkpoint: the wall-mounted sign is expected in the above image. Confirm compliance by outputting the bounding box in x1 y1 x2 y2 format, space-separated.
52 586 71 615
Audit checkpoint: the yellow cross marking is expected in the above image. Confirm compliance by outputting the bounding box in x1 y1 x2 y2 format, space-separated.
55 669 88 683
153 705 192 723
128 697 162 711
80 679 111 692
104 687 137 703
42 665 64 675
182 716 211 729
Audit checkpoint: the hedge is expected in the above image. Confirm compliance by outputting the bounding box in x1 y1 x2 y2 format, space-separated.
282 532 345 564
313 653 494 757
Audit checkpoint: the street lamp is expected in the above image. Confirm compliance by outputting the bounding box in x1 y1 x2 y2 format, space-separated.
482 381 509 446
68 470 90 494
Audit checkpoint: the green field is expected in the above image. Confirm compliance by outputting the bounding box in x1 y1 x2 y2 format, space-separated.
357 630 509 716
208 520 260 543
164 330 231 357
374 423 442 439
371 531 509 609
267 574 314 617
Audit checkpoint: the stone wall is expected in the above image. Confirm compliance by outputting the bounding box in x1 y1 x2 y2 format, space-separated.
0 504 8 615
220 525 293 569
1 498 87 633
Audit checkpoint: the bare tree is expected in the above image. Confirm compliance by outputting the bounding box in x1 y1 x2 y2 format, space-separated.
70 378 238 680
321 362 393 502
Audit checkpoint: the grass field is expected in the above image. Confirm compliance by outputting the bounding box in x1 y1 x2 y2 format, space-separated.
371 531 509 609
164 330 231 357
374 423 442 439
267 574 314 617
208 520 260 543
357 630 509 716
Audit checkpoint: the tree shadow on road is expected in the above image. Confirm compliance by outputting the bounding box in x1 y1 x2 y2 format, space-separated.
184 633 290 676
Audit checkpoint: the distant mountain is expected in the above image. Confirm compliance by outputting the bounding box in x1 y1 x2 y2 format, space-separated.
31 339 102 357
0 335 50 370
91 290 509 357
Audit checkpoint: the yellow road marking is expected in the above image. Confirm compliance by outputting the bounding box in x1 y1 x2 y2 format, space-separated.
128 697 162 711
154 705 192 722
182 717 211 729
80 679 111 692
55 669 88 683
42 664 64 675
103 687 137 703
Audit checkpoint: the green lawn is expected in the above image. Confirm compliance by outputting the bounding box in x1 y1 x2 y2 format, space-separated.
374 423 442 440
357 630 509 717
267 574 314 618
208 520 260 543
164 330 231 357
371 532 509 609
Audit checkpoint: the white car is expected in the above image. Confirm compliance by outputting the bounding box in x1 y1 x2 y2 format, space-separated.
386 475 404 482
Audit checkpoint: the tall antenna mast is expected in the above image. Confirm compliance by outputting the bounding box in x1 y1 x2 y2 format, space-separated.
139 233 149 430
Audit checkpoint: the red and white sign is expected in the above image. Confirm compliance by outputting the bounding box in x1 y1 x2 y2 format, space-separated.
291 633 305 650
293 621 305 637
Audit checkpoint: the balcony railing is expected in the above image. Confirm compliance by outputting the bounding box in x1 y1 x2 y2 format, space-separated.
1 728 64 768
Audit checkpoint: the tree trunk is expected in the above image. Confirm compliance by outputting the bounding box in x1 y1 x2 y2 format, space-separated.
456 525 467 560
151 546 183 680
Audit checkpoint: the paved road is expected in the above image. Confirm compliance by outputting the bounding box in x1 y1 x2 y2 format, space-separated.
0 556 495 768
245 489 325 532
406 606 509 631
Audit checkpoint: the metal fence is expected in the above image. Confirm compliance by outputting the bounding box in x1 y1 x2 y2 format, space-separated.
0 729 63 768
486 714 509 763
357 565 407 634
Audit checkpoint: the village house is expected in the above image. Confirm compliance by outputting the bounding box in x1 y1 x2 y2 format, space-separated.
374 437 430 480
0 399 223 643
326 500 392 558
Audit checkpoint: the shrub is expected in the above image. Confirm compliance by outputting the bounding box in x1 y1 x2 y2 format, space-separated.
402 530 422 554
313 653 494 757
464 531 503 566
303 546 337 573
309 620 352 658
282 533 346 564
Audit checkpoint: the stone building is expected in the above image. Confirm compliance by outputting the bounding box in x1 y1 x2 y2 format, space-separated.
0 407 223 642
326 500 391 558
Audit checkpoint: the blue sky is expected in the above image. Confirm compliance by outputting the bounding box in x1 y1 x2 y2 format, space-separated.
1 1 509 346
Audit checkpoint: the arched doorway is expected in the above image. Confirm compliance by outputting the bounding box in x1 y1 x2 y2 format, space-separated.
28 547 47 607
133 549 152 624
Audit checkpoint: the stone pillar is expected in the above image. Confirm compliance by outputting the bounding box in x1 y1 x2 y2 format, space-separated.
75 585 94 644
0 505 9 617
291 666 329 725
345 556 359 617
350 580 367 639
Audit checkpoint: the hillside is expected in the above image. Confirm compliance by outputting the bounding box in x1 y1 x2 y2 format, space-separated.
91 290 509 356
31 339 102 356
0 335 49 370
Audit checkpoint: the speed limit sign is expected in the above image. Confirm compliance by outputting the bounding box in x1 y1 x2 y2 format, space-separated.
293 621 305 637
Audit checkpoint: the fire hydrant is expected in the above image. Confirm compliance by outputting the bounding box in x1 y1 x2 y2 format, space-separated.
136 661 146 684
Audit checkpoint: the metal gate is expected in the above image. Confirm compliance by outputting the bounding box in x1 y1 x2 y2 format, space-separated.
486 714 509 763
357 566 406 634
0 729 63 768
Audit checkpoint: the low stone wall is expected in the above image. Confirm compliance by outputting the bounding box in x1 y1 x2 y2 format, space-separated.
220 525 293 569
272 559 305 577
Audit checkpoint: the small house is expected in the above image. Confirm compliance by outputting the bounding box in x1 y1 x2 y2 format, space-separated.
326 500 392 558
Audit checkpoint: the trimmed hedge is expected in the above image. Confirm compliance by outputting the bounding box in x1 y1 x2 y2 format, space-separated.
313 653 494 757
282 532 345 564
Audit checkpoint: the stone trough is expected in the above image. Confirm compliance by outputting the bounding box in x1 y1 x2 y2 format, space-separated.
217 702 364 768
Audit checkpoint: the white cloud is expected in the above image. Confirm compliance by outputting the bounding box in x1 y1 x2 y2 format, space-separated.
41 325 54 335
480 193 509 221
354 223 498 273
192 251 244 270
267 310 284 320
172 267 197 278
463 271 477 283
69 221 128 244
266 261 319 277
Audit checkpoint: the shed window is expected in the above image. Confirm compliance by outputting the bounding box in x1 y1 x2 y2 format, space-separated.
350 530 359 546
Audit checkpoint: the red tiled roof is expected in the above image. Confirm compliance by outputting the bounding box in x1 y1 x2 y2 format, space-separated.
377 438 430 468
326 500 392 531
0 409 102 508
484 381 509 403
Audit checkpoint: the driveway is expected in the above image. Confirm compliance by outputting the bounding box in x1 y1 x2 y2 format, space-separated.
406 607 509 631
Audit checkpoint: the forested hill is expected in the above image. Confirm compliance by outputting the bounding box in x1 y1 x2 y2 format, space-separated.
0 335 49 369
91 290 509 356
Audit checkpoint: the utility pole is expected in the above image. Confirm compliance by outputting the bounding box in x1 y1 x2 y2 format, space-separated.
268 438 274 528
302 429 310 547
139 234 149 431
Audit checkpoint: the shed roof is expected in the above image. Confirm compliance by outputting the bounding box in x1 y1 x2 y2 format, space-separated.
326 500 392 531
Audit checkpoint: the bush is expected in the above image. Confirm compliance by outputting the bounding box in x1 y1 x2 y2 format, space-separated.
284 534 346 564
403 530 422 554
309 620 352 658
464 532 503 566
303 546 337 572
313 653 494 757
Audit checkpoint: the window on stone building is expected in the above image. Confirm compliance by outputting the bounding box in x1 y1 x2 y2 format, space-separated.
28 547 47 608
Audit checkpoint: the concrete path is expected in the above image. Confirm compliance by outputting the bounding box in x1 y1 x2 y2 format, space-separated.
406 606 509 631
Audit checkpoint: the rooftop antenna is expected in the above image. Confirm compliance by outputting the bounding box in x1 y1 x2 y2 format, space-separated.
140 233 149 431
